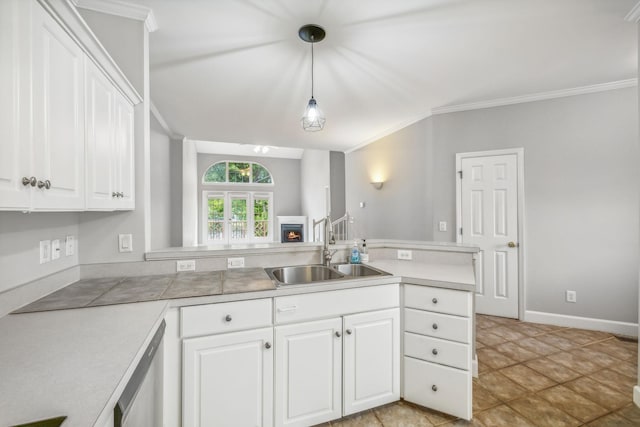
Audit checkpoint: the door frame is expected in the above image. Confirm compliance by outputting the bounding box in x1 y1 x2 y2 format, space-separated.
455 148 526 320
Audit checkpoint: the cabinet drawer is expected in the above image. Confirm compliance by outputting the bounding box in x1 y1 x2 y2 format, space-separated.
404 308 471 344
404 332 471 371
404 357 471 420
274 284 399 324
181 298 272 338
404 285 471 317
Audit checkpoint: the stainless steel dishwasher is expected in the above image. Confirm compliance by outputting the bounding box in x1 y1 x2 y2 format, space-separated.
114 320 165 427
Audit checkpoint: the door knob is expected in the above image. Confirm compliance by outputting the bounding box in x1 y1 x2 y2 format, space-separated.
507 241 519 248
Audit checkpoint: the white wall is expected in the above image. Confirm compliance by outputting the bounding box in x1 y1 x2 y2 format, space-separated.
150 115 172 249
301 149 330 240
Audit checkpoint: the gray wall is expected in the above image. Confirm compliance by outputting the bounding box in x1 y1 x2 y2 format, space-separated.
345 118 433 241
300 150 330 239
330 151 346 221
150 116 172 249
0 213 79 293
170 138 183 247
196 154 302 243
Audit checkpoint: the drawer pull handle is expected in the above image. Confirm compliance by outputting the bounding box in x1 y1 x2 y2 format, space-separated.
335 331 342 338
225 315 232 322
264 342 272 349
432 323 438 330
432 385 438 392
432 348 438 355
432 298 438 304
277 305 298 313
346 329 353 335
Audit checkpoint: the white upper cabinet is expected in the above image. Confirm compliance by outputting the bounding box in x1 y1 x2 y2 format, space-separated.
113 91 135 209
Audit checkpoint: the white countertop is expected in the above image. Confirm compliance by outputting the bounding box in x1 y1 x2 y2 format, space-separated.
0 301 168 427
367 260 476 291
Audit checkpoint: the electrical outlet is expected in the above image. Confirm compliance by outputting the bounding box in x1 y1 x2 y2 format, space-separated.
227 257 245 268
39 240 51 264
566 290 577 303
118 234 133 253
397 250 412 260
65 235 75 256
51 239 60 260
439 221 447 232
177 260 196 272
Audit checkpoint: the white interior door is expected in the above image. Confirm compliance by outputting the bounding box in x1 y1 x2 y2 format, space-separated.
459 153 519 318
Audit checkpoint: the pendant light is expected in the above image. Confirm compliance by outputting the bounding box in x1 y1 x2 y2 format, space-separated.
299 24 326 132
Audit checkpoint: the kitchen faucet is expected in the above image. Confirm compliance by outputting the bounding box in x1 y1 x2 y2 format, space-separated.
322 214 337 266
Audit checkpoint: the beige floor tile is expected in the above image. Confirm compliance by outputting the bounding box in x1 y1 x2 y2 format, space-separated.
508 395 581 427
524 357 581 383
438 418 486 426
476 348 517 370
330 410 382 426
515 337 560 356
529 323 566 333
535 333 578 351
476 330 508 346
608 359 638 379
564 377 630 411
536 385 608 423
614 403 640 424
493 342 540 362
568 347 621 368
475 340 485 349
476 371 528 402
417 407 457 426
585 340 637 361
586 413 638 426
478 360 493 374
499 364 556 392
588 369 637 396
490 326 528 342
472 381 501 412
474 405 536 427
476 316 500 330
552 329 597 345
373 402 434 427
547 351 603 375
507 323 545 337
573 329 614 342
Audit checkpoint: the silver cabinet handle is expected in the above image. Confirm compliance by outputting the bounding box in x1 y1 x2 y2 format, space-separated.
225 315 232 322
22 176 37 187
346 329 352 335
432 323 438 330
432 348 438 355
432 298 438 304
277 306 297 313
335 331 341 338
432 385 438 392
264 342 271 349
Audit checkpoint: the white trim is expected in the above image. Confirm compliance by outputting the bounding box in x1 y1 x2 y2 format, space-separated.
625 2 640 22
345 113 432 154
150 100 181 139
71 0 157 32
433 79 638 115
471 354 478 378
525 310 638 337
634 386 640 407
456 148 526 319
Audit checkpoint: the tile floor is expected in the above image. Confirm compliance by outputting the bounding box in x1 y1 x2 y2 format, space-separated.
318 314 640 426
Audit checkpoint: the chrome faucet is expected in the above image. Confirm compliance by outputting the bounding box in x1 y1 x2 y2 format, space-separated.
322 214 337 266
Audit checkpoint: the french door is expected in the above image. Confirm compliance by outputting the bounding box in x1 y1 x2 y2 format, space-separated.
204 191 272 244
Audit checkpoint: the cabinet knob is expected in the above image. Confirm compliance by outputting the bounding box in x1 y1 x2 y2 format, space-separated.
118 192 124 198
432 348 438 355
432 385 438 392
346 329 353 335
22 176 37 187
335 331 342 338
432 323 438 330
37 179 51 189
112 192 118 198
432 298 438 304
225 315 232 322
264 342 271 349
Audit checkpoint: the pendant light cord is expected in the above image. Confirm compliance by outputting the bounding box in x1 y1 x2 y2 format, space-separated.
311 36 315 98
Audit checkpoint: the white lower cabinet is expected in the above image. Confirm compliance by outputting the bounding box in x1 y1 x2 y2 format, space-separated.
183 327 274 427
275 318 343 427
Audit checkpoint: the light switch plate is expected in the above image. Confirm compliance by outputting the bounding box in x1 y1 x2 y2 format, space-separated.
51 239 60 260
40 240 51 264
118 234 133 253
566 290 577 303
397 250 412 260
439 221 447 232
65 235 75 256
227 257 245 268
177 260 196 272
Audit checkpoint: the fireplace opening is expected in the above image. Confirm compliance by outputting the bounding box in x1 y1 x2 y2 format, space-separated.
281 224 304 243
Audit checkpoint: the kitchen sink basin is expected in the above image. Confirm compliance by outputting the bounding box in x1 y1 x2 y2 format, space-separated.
266 265 345 285
331 263 390 277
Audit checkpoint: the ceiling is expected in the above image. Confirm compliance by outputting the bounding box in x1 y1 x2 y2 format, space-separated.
125 0 637 151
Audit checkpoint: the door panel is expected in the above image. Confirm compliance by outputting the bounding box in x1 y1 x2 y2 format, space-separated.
461 154 518 318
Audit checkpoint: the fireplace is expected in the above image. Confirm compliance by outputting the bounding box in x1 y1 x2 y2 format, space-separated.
281 224 304 243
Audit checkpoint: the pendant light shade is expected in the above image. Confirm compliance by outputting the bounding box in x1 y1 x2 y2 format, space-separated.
299 25 326 132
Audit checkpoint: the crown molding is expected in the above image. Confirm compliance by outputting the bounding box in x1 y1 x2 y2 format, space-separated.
71 0 157 32
150 101 181 140
625 1 640 22
432 79 638 115
345 112 432 154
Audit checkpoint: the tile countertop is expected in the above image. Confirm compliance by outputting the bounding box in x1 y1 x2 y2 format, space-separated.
0 301 168 427
367 260 476 292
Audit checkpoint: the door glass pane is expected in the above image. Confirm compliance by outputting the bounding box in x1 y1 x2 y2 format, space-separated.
254 198 269 238
207 196 225 241
252 164 272 184
228 162 250 183
230 197 247 240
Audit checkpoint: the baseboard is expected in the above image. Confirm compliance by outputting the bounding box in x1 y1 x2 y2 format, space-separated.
634 386 640 407
524 310 638 337
472 353 478 378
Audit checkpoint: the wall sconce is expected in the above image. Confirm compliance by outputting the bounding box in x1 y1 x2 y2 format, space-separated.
370 181 384 190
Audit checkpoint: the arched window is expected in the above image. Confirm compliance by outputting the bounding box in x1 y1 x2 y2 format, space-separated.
203 161 273 185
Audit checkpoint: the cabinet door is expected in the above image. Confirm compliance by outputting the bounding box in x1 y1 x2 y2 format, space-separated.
114 91 134 209
85 59 115 210
343 308 400 415
275 318 342 427
31 3 85 210
183 327 273 427
0 0 31 210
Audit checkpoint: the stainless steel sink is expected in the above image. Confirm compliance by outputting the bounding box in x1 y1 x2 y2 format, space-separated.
266 265 345 285
332 263 390 277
